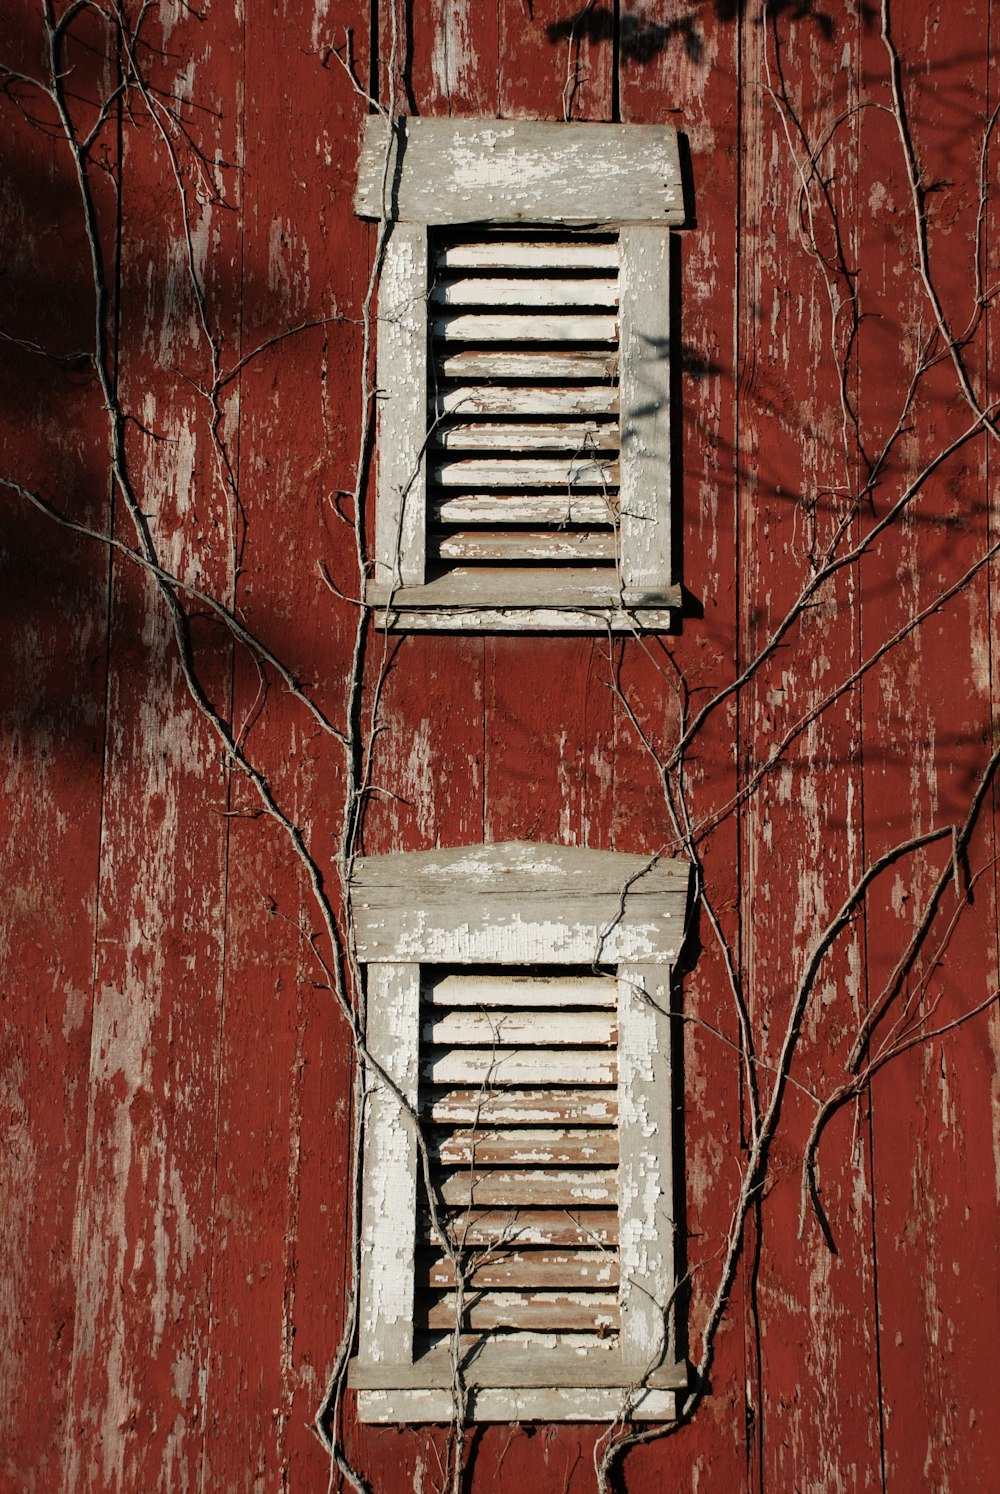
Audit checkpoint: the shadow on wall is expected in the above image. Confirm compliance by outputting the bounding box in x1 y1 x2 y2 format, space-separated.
543 0 878 59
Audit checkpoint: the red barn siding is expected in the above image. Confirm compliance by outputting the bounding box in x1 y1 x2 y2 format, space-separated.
1 2 998 1492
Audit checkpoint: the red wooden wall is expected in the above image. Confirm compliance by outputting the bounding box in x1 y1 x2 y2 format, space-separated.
2 1 998 1490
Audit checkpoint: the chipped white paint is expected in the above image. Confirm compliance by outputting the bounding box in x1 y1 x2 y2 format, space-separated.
619 225 673 595
356 1385 678 1423
355 119 684 225
352 839 688 966
373 223 427 588
371 603 678 632
360 910 675 966
618 965 676 1369
349 846 690 1420
357 964 420 1367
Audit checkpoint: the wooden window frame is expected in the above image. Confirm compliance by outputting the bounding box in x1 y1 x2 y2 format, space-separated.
354 118 686 632
347 841 692 1424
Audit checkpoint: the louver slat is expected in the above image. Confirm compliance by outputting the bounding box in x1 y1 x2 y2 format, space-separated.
438 349 616 381
437 1169 617 1208
416 968 621 1353
437 531 617 562
426 1292 619 1333
431 495 612 527
425 1209 619 1249
431 1128 618 1167
423 1009 615 1046
422 1048 617 1086
433 312 617 341
433 458 619 488
428 230 621 581
424 1249 619 1290
424 1087 618 1126
437 241 619 270
431 276 618 307
426 972 617 1008
435 421 619 450
436 385 618 416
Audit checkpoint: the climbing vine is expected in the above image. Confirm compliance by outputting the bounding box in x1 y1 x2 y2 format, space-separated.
1 2 997 1491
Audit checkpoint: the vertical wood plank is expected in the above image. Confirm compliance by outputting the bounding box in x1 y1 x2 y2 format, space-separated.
856 5 1000 1491
199 2 373 1488
616 5 749 1489
499 0 614 123
737 8 880 1490
385 0 501 118
363 0 489 871
59 3 240 1487
0 6 113 1486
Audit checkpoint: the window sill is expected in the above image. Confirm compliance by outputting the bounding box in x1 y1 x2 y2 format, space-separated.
365 568 681 633
350 1346 688 1423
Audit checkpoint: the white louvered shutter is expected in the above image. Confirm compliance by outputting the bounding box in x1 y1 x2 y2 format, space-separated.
416 968 621 1351
428 231 621 574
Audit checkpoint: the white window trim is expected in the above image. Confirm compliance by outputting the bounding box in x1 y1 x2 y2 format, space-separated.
354 118 685 632
347 841 692 1424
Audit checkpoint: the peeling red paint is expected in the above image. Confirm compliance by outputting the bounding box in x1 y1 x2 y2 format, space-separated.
1 1 998 1491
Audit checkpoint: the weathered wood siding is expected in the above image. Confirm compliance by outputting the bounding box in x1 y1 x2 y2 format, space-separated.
2 1 997 1491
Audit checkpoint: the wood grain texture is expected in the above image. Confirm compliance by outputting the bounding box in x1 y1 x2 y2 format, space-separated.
615 3 751 1488
374 224 428 587
0 8 113 1486
737 10 880 1490
856 6 1000 1493
355 117 684 224
4 0 999 1488
58 4 239 1487
352 839 689 963
199 5 367 1490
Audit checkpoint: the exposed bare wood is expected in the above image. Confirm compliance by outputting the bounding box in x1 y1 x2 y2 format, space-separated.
423 1009 616 1047
426 1209 619 1249
433 312 618 343
354 118 685 225
435 386 619 417
430 1129 619 1167
373 223 428 588
430 277 618 308
423 1048 618 1087
354 1385 678 1423
435 531 617 563
424 972 617 1008
438 348 618 380
433 421 619 451
424 1248 620 1289
357 967 420 1367
424 1088 619 1126
425 1290 619 1332
618 225 673 592
617 965 675 1371
349 1339 686 1390
370 604 677 633
431 494 612 525
436 1168 617 1209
